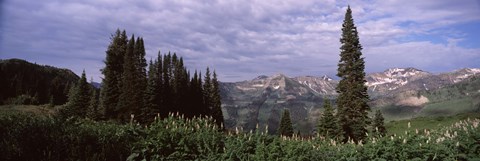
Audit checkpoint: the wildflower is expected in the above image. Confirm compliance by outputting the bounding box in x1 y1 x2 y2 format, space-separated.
408 122 411 128
456 142 459 147
415 129 419 134
403 138 406 144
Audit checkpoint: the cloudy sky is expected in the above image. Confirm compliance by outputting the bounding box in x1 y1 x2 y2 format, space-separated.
1 0 480 82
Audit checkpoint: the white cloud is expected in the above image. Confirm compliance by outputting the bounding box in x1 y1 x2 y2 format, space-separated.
1 0 479 82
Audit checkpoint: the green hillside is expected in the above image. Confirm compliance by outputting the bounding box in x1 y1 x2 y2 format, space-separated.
0 59 80 105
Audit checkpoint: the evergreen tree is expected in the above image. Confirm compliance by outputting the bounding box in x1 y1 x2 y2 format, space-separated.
317 98 338 139
143 53 164 123
62 70 90 118
203 67 213 115
372 110 387 137
101 29 127 120
144 59 159 123
87 88 99 120
336 6 370 143
134 37 147 119
162 53 173 116
118 35 138 122
278 109 294 137
189 71 205 117
211 71 224 129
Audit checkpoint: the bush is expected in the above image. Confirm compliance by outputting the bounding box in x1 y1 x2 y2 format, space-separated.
1 112 479 160
0 112 141 161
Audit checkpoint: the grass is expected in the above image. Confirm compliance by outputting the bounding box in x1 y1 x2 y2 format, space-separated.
418 98 477 117
0 104 56 116
385 112 480 136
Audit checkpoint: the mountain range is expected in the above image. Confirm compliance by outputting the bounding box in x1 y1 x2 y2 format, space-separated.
219 67 480 134
2 58 478 134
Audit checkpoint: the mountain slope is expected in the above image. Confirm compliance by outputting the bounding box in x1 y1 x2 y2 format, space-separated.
0 59 80 105
220 67 480 133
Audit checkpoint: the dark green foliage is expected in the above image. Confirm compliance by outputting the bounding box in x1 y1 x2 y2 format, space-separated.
60 71 91 118
0 59 78 105
140 52 219 123
317 98 339 139
278 109 294 137
1 112 479 161
87 88 100 120
118 35 139 122
143 58 161 123
64 29 224 124
0 112 140 161
372 110 387 137
101 29 128 120
188 71 206 117
211 71 225 129
129 113 224 160
203 67 213 112
133 37 147 120
336 6 370 143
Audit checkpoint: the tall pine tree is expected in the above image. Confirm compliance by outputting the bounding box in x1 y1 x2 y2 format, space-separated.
336 6 370 143
317 98 338 139
134 37 147 120
101 29 127 120
143 59 158 123
372 110 387 137
118 35 137 122
203 67 213 115
211 71 224 129
278 109 294 137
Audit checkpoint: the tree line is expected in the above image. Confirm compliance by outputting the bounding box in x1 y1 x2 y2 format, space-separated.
63 30 224 127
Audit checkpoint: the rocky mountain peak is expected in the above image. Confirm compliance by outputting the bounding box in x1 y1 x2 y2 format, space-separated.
447 68 480 83
320 75 333 81
254 75 269 80
383 67 428 78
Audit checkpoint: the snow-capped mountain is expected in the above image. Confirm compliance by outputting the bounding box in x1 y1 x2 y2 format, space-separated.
365 68 431 92
219 67 480 133
294 75 337 95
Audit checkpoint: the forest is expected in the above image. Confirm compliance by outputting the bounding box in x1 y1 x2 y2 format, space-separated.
0 6 479 161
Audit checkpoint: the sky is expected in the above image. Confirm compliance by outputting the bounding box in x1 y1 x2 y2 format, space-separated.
1 0 480 82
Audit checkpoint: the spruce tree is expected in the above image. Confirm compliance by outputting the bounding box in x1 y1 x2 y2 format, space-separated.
101 29 127 120
278 109 294 137
317 98 338 139
372 110 387 137
211 71 224 129
336 6 370 143
134 37 147 119
87 88 99 120
118 35 137 122
189 71 205 117
203 67 213 115
62 70 90 118
144 59 159 123
162 53 173 116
